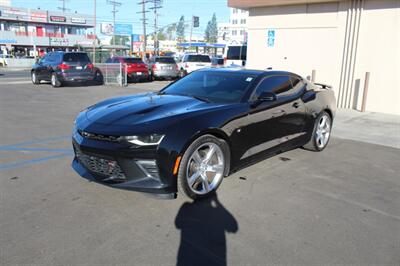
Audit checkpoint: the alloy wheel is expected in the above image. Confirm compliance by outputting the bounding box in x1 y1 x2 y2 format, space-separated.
51 74 56 86
315 114 331 149
186 142 225 195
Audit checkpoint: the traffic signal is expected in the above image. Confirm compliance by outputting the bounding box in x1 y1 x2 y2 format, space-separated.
193 16 199 28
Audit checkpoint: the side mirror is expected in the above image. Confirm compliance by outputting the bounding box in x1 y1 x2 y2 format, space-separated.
258 91 277 102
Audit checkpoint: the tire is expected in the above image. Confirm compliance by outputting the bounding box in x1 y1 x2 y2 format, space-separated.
94 70 104 85
149 73 155 81
51 72 62 87
179 69 186 78
303 111 332 151
177 134 230 200
31 71 40 85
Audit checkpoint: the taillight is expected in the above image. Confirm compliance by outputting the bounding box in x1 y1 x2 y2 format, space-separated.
175 64 179 70
87 63 94 70
223 57 227 65
58 63 70 70
185 64 189 68
152 64 157 70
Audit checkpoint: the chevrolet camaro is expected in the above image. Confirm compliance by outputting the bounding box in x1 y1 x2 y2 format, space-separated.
72 68 336 199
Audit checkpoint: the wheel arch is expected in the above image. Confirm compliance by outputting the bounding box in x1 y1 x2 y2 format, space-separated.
323 108 333 121
179 128 232 176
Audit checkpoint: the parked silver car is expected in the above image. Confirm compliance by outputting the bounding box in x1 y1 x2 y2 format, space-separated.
148 56 179 80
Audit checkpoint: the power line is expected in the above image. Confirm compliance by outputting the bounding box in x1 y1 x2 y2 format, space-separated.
57 0 70 13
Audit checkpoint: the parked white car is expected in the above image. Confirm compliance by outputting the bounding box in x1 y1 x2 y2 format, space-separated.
178 54 212 77
0 54 14 67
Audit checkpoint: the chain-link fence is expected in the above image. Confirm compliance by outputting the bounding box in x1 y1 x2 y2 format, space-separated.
95 63 128 86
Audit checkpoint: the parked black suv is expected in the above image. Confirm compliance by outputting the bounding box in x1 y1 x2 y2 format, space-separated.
31 52 103 87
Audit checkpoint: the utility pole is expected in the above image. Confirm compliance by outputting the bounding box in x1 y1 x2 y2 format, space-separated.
57 0 70 13
137 0 149 60
149 0 162 56
107 0 122 46
189 16 193 50
93 0 96 63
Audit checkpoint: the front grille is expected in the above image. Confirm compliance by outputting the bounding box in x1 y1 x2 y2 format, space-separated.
74 145 126 181
78 130 120 142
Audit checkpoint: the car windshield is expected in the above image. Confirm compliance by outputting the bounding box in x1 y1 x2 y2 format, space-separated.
160 71 257 103
186 55 211 63
63 53 90 64
123 58 144 64
155 57 175 64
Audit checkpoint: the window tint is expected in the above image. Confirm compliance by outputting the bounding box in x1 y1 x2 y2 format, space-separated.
63 53 90 64
255 75 292 97
161 71 256 103
186 55 211 63
290 76 305 94
155 57 175 64
123 57 144 64
227 46 247 60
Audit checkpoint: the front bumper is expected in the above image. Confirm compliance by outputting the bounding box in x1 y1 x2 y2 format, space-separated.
71 129 175 195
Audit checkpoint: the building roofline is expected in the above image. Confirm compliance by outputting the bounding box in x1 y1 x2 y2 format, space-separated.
228 0 340 9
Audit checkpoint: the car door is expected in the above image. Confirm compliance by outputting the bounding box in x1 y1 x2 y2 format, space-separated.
36 53 51 80
240 75 306 160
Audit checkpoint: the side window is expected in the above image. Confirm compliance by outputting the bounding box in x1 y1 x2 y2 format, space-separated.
254 75 292 98
290 77 306 95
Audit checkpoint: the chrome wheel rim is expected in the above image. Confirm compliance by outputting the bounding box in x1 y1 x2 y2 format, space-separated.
32 72 36 83
186 142 225 195
315 114 331 148
51 74 56 86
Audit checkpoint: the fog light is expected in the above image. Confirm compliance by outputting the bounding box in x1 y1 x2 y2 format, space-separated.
135 159 160 180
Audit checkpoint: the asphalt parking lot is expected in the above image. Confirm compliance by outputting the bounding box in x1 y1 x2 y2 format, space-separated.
1 70 399 265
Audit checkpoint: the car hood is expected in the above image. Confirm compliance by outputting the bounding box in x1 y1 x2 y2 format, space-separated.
85 93 225 126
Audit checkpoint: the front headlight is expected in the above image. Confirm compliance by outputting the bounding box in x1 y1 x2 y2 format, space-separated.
119 134 165 146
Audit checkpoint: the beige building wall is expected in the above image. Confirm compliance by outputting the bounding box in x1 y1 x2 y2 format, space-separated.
245 0 400 115
0 0 11 6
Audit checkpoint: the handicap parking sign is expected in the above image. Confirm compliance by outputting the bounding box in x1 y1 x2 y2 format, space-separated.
267 29 275 47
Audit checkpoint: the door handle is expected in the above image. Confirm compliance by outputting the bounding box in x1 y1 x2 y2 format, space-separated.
272 109 285 115
292 102 300 108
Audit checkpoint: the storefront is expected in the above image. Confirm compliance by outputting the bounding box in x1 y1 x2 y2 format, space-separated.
0 6 96 57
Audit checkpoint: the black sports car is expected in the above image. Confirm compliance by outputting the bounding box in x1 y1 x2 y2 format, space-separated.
72 68 336 199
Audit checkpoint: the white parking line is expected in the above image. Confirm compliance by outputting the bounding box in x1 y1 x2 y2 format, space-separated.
0 81 31 84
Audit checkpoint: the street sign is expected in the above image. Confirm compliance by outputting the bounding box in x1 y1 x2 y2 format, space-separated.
193 16 199 28
267 29 275 47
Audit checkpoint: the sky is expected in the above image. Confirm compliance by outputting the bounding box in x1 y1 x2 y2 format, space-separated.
11 0 230 37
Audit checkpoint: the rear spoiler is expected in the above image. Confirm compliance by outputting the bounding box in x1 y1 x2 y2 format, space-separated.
314 82 332 89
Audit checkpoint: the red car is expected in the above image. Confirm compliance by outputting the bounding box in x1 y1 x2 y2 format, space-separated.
106 57 150 82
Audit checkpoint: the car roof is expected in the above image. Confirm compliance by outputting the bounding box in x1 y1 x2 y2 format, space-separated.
197 67 300 77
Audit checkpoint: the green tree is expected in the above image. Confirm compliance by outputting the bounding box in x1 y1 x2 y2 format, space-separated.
208 13 218 43
204 21 211 42
166 23 177 40
157 30 167 41
177 16 185 42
